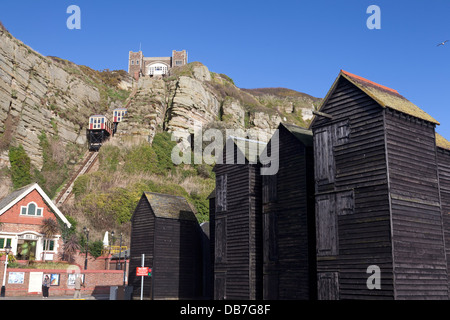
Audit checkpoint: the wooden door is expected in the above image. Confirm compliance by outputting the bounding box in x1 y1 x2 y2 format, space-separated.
317 272 339 300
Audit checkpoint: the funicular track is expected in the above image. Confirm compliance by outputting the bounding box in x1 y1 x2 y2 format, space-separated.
54 151 99 206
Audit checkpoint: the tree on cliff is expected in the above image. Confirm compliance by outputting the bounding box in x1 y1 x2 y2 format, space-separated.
8 145 32 189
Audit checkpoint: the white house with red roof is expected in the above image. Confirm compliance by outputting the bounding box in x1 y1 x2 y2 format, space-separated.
0 183 72 262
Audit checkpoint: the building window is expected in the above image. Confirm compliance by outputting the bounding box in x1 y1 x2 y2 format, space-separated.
175 60 183 66
131 60 134 65
0 238 12 249
136 60 139 65
20 202 43 216
43 240 55 251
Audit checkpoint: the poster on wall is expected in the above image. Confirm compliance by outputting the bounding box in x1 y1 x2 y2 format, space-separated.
28 272 43 293
67 274 84 286
8 272 25 284
43 273 60 286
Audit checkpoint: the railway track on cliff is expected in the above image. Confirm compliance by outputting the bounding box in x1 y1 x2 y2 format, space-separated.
54 151 99 206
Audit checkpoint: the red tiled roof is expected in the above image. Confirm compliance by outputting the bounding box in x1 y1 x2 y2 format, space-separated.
340 70 399 95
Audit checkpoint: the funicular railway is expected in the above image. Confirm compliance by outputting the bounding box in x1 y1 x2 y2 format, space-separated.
54 108 128 205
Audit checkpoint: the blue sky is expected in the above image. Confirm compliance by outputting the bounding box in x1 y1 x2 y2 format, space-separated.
2 0 450 138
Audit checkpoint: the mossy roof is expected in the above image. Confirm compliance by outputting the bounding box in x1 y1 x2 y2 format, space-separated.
436 132 450 151
281 123 313 147
313 70 439 126
143 192 197 221
340 70 439 125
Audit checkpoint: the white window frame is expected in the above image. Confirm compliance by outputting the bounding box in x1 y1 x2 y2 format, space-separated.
20 202 43 217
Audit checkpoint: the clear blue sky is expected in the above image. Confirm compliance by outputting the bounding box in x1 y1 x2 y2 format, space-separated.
2 0 450 138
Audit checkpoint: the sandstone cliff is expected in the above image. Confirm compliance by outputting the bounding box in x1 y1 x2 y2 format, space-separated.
0 24 320 201
118 62 320 146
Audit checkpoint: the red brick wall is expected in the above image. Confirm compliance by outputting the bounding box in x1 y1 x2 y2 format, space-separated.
0 189 66 261
172 50 187 67
0 256 124 297
129 51 143 79
0 189 58 226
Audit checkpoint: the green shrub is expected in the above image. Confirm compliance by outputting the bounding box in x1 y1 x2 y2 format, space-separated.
190 192 209 223
72 175 90 198
88 240 104 258
152 132 177 173
9 145 32 189
99 145 121 172
123 143 159 174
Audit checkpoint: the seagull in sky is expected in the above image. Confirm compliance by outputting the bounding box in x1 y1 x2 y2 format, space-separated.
437 40 449 47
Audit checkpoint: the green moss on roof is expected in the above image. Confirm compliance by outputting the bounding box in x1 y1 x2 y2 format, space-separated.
436 133 450 151
144 192 197 221
341 70 439 125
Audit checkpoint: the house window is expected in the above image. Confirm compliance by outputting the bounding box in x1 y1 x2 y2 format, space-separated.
0 238 12 249
43 240 55 251
20 202 43 216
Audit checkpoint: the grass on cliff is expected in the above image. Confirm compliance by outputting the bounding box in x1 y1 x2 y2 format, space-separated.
68 132 214 236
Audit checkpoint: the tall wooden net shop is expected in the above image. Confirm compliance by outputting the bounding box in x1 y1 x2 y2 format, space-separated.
128 70 450 300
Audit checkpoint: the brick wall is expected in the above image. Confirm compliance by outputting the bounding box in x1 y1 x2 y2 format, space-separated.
171 50 187 67
128 51 143 80
0 256 124 297
0 188 66 261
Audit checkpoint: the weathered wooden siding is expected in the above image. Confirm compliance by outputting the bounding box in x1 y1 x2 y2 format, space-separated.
208 196 216 298
262 124 316 300
214 141 263 300
312 77 394 299
437 147 450 298
153 218 202 299
129 194 203 300
385 109 448 299
129 196 155 299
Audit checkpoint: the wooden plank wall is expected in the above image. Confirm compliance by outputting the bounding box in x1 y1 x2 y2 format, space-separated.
312 77 394 299
214 142 263 300
385 109 448 299
262 125 316 300
129 195 203 300
437 147 450 298
129 196 155 299
208 197 216 298
153 218 202 299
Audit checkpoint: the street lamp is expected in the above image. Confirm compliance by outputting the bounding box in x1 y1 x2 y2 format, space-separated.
117 233 123 271
83 227 90 270
1 245 12 297
110 230 115 256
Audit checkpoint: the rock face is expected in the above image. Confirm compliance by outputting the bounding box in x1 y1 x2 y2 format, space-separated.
116 63 309 147
0 25 318 191
0 26 101 169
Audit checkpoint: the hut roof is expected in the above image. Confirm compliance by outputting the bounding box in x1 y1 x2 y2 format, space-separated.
143 192 197 222
436 132 450 151
280 123 313 147
314 70 439 126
